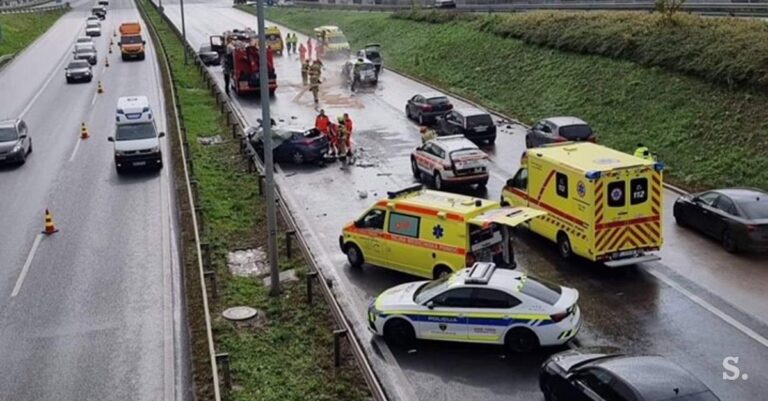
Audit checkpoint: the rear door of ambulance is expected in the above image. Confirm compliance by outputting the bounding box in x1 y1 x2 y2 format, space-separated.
595 167 662 259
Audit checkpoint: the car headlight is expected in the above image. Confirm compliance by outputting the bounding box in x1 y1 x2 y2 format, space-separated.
66 72 71 76
12 143 23 153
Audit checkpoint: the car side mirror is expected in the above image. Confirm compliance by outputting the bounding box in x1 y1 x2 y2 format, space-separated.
107 137 114 142
158 132 166 138
142 40 146 45
426 301 435 310
19 134 27 139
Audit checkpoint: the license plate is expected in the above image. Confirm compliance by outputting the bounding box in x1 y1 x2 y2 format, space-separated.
133 161 146 166
617 250 637 257
475 126 488 132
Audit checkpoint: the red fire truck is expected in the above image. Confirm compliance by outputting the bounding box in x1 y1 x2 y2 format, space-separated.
211 29 277 96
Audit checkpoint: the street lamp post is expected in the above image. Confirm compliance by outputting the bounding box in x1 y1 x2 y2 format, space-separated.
256 0 280 296
180 0 187 64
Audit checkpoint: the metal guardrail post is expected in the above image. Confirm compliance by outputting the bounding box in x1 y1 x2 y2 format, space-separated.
215 353 232 391
204 270 218 299
285 230 296 259
306 271 317 305
333 329 347 368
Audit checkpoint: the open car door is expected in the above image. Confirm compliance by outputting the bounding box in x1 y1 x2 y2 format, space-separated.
469 206 546 229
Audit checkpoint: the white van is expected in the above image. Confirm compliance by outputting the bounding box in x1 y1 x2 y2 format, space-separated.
108 96 164 173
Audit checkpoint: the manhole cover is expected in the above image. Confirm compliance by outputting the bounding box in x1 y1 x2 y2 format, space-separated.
222 306 259 321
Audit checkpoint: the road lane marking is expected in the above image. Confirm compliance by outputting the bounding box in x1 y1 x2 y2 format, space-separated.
645 267 768 349
11 234 44 298
91 91 98 106
69 136 83 162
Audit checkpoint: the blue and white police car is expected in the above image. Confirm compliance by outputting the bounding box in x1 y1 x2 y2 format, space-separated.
368 262 581 352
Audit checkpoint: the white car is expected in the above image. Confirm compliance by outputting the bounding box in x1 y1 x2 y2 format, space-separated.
86 16 100 25
108 96 164 173
86 23 102 37
368 262 581 353
76 36 94 46
411 134 489 190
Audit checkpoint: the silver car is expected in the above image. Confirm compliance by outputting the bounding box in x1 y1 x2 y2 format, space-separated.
73 44 98 65
0 119 32 165
525 116 595 148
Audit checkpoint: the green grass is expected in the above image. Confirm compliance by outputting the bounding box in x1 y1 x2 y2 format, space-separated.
0 10 67 57
263 8 768 191
141 2 370 400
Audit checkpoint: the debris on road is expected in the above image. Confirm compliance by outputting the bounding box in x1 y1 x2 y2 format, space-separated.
358 190 368 199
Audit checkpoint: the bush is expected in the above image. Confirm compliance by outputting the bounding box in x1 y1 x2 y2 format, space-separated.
396 10 768 89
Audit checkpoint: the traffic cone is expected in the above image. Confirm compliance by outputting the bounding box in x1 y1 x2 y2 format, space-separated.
97 81 104 94
105 57 110 67
42 209 59 235
80 122 89 139
110 38 113 46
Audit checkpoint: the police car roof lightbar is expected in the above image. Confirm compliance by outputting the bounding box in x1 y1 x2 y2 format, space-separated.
387 184 423 199
465 262 496 284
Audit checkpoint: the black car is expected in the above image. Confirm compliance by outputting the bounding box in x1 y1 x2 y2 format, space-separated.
540 350 721 401
526 116 596 148
65 60 93 83
247 127 329 165
405 93 453 125
673 188 768 253
0 118 32 165
436 108 496 144
198 45 221 66
435 0 457 8
357 43 382 74
91 6 106 19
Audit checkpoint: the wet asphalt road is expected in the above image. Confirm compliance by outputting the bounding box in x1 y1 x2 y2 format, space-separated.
159 1 768 400
0 1 189 400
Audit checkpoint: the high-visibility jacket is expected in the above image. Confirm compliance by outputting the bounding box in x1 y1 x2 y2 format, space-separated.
315 115 330 133
634 146 652 160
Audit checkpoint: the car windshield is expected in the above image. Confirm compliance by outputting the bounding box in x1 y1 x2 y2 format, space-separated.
0 127 18 142
516 275 562 305
328 35 347 44
266 34 280 41
559 124 593 140
122 36 142 44
115 122 157 141
467 114 494 128
68 61 90 69
76 47 93 54
413 275 453 304
366 50 381 60
427 96 450 106
737 197 768 219
361 63 375 71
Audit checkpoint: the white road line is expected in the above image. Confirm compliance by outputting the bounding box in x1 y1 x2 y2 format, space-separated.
69 137 83 162
11 234 44 298
645 267 768 349
91 91 98 106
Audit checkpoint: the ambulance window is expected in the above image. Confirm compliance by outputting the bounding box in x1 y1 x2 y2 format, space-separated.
630 178 648 205
607 181 626 207
470 289 521 309
556 173 568 198
359 209 385 230
511 168 528 190
388 212 420 238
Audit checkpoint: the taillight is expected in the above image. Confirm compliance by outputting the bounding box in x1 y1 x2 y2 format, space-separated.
465 252 476 266
421 105 433 112
550 311 569 323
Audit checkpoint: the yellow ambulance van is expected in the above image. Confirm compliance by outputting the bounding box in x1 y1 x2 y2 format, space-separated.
340 185 545 279
502 142 664 267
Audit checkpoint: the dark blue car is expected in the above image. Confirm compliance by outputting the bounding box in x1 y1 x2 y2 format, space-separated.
248 127 329 165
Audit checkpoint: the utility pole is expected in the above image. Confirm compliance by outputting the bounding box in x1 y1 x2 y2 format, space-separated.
256 0 280 296
180 0 187 64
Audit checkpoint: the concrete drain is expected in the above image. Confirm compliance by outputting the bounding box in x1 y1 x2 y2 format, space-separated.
222 306 265 328
227 248 268 278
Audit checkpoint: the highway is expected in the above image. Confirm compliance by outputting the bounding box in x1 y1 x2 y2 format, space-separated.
0 0 189 400
155 1 768 400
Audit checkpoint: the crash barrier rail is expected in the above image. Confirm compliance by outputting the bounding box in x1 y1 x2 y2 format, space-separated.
134 1 223 401
0 2 68 14
139 0 390 400
288 0 768 16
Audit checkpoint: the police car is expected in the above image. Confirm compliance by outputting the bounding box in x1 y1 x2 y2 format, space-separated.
411 135 490 190
368 262 581 352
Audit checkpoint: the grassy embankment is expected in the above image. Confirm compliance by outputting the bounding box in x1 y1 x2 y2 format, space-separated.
263 8 768 191
140 1 370 400
0 9 67 58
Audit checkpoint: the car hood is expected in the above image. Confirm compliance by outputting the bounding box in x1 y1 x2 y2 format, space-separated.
0 140 20 153
114 137 159 152
375 282 422 310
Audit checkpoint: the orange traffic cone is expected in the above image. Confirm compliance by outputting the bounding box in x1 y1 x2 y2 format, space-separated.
97 81 104 94
80 122 90 139
42 209 58 235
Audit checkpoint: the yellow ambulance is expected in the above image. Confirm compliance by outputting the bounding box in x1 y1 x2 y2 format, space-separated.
339 185 545 279
265 26 284 55
502 142 664 267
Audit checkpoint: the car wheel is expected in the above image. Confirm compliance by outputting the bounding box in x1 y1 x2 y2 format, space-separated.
345 243 364 268
18 149 27 164
721 230 738 253
383 319 416 348
66 78 72 84
525 136 532 148
411 157 420 179
504 327 539 353
291 150 305 164
433 265 452 279
488 137 496 145
405 106 411 119
115 165 124 175
27 138 32 154
557 232 573 260
433 171 443 190
477 178 488 189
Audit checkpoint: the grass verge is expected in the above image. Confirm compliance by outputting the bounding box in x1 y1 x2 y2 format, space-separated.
263 8 768 191
0 9 67 57
140 1 371 400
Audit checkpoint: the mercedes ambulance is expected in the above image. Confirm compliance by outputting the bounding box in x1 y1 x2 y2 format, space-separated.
340 185 545 279
502 142 664 267
108 96 164 173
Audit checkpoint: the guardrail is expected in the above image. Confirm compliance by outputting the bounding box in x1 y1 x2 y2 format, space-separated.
0 2 68 14
285 0 768 16
134 2 223 401
138 1 389 400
